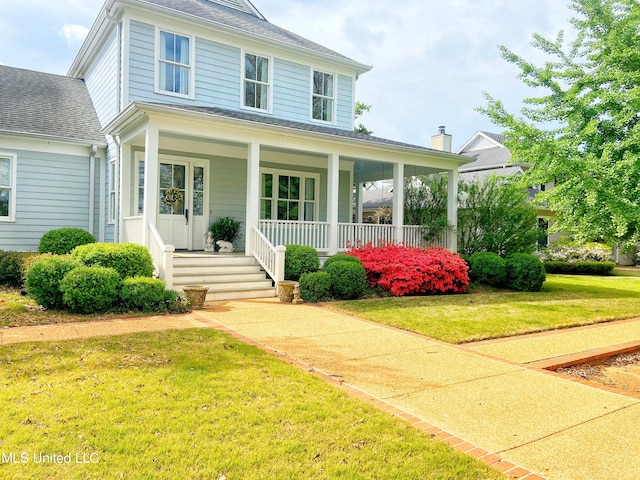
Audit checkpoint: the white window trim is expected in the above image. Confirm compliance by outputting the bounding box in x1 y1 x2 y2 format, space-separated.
108 160 116 225
310 69 337 125
135 154 145 216
154 27 196 100
260 168 319 221
0 152 17 222
241 50 273 114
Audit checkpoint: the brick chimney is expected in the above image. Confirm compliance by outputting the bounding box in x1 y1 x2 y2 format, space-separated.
431 125 452 153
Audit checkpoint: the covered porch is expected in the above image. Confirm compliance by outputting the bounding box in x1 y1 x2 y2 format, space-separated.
106 103 467 291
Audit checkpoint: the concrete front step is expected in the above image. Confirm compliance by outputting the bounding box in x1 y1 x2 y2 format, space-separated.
172 253 275 301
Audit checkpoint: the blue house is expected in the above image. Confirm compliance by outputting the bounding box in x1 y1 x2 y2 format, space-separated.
0 0 469 299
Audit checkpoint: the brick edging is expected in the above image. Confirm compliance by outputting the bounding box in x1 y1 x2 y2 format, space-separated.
191 311 546 480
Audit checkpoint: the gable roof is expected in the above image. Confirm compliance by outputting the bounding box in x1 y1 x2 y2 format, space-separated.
0 66 105 146
70 0 371 77
479 131 505 145
459 146 512 172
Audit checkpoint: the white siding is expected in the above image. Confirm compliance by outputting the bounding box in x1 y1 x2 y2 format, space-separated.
85 30 118 126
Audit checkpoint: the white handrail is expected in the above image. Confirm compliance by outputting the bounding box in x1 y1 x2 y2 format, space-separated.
148 223 175 289
259 220 328 251
337 223 395 250
252 226 285 286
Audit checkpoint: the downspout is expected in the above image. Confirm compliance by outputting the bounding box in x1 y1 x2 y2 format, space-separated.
88 144 97 236
114 135 121 243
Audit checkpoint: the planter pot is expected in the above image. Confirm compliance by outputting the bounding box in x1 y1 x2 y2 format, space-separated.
183 285 209 309
278 280 298 303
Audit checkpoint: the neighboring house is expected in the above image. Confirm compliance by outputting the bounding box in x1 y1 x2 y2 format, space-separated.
457 131 560 245
0 0 470 298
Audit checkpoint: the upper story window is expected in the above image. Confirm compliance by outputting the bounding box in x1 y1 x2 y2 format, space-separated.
244 53 270 111
0 153 17 222
158 30 193 97
312 70 335 123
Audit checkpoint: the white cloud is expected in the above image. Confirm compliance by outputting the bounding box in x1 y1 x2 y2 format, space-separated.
59 24 89 46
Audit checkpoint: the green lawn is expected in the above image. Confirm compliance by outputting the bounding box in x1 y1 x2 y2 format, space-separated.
328 274 640 344
0 329 503 480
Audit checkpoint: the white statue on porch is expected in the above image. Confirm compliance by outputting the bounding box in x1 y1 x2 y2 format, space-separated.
216 240 234 253
204 232 215 252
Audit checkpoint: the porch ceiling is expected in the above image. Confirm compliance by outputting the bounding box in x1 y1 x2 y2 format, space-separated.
352 159 446 184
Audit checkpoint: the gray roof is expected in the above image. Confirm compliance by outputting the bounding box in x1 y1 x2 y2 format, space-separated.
459 146 512 172
147 102 455 154
460 165 524 183
0 66 105 145
143 0 357 64
362 188 393 209
480 131 505 144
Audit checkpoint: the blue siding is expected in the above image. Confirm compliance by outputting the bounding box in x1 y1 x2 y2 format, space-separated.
85 30 118 127
0 150 91 251
337 74 354 130
273 59 310 123
126 20 356 130
196 38 241 109
209 155 247 250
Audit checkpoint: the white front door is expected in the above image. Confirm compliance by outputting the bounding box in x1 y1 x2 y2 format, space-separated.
158 157 207 250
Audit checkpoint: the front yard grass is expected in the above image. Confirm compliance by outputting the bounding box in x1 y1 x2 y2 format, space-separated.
0 329 503 480
329 274 640 344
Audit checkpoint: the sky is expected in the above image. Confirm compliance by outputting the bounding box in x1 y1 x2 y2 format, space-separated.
0 0 575 151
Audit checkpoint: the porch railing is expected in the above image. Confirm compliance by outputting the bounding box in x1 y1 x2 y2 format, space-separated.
338 223 395 250
403 225 450 249
251 226 285 287
122 216 144 244
149 223 175 289
259 220 329 251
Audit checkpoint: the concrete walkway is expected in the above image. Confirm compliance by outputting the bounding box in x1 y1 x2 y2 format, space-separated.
2 300 640 480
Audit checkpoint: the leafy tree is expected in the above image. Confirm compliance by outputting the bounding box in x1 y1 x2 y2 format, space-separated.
354 101 373 135
404 173 449 243
457 176 541 256
478 0 640 243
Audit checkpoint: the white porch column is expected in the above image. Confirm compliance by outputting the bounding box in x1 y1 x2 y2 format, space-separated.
327 153 340 254
245 142 260 256
355 182 364 224
119 140 132 240
447 169 459 252
392 162 405 244
142 122 159 248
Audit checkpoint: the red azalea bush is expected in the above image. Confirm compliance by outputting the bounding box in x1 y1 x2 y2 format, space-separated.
347 244 469 296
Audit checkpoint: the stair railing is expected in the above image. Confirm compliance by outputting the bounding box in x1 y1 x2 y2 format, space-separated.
251 226 285 289
149 223 175 289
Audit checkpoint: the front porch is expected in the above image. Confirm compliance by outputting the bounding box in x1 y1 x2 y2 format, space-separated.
108 103 467 299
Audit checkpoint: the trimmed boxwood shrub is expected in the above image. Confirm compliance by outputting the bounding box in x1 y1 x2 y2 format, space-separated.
39 227 96 255
60 266 120 314
543 261 615 275
0 251 33 288
324 260 368 300
505 253 546 292
323 253 362 270
71 243 154 279
468 252 506 287
299 271 332 303
284 245 319 281
120 277 167 311
25 255 81 309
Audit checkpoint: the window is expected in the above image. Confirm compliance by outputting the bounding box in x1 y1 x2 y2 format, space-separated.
109 160 116 224
0 153 16 221
260 170 318 221
158 30 192 96
137 160 145 215
244 53 270 111
312 70 335 122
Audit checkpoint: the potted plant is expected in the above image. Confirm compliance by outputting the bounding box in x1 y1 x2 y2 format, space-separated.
209 216 243 252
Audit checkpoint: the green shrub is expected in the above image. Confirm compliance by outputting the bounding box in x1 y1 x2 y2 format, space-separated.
120 277 167 311
162 290 190 314
468 252 506 287
325 260 368 300
60 266 120 314
299 271 332 303
284 245 319 281
38 227 95 255
209 216 243 245
0 251 33 288
323 253 362 270
543 261 615 275
25 255 81 309
505 253 546 292
71 243 153 279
